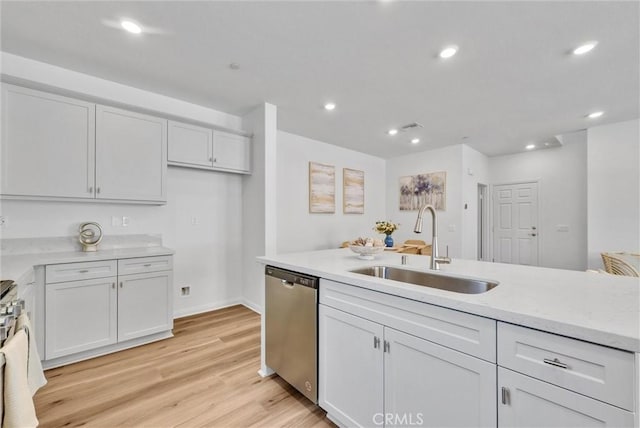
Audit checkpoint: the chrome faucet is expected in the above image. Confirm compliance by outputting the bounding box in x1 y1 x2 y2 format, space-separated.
413 204 451 270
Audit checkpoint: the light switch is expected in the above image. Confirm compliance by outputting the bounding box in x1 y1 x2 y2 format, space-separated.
122 216 130 227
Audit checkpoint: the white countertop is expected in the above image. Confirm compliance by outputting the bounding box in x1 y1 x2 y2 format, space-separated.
258 249 640 353
1 246 174 286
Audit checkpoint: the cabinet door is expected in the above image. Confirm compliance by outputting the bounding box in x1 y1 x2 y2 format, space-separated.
212 130 250 172
319 305 384 428
45 277 117 359
117 271 173 342
96 105 167 202
384 327 496 428
498 367 634 428
167 120 213 167
1 84 95 199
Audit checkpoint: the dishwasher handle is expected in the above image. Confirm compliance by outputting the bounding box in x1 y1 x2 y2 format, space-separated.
265 266 319 289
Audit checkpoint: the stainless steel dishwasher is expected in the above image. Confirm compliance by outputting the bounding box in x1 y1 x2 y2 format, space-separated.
265 266 318 403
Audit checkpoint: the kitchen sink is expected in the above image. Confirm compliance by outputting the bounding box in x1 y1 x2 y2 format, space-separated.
350 266 498 294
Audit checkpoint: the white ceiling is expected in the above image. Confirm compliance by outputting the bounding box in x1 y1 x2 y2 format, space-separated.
1 1 638 158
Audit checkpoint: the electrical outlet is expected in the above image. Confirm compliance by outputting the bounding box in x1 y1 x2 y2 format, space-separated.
0 216 6 227
180 286 191 296
122 216 130 227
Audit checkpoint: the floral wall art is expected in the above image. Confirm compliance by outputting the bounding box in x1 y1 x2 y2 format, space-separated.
309 162 336 213
399 171 447 211
343 168 364 214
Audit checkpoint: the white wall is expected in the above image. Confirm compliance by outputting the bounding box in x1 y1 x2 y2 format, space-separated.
587 119 640 269
241 103 278 313
0 167 244 316
386 145 464 256
0 53 247 316
489 133 588 271
276 131 386 253
461 145 490 260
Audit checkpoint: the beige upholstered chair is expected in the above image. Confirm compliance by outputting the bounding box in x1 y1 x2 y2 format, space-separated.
601 252 640 277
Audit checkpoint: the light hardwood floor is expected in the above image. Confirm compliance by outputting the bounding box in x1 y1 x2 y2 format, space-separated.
34 305 335 427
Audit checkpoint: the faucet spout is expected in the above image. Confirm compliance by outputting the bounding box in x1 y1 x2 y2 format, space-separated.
413 204 451 270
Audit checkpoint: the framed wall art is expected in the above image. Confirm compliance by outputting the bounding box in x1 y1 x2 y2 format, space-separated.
343 168 364 214
399 171 447 211
309 162 335 213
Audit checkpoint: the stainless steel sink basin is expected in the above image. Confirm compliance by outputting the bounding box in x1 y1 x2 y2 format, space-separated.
350 266 498 294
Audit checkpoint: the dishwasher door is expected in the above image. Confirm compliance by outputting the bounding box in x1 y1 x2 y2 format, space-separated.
265 266 318 403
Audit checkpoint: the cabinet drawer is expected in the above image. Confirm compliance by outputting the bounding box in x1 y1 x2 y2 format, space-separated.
320 279 496 362
46 260 117 284
498 322 635 411
118 256 172 276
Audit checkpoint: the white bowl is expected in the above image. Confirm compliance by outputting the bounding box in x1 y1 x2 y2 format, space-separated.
349 245 385 260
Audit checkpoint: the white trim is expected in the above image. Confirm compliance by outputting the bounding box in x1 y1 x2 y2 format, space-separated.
172 298 243 319
241 298 262 315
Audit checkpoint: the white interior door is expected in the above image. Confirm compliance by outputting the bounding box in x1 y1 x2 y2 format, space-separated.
493 182 539 266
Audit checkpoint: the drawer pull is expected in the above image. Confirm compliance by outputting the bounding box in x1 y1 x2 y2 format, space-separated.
501 387 510 405
143 264 152 267
78 270 89 273
543 358 569 369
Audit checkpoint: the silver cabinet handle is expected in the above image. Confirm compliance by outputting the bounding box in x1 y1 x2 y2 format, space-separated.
96 187 101 194
213 158 217 163
543 358 568 369
119 282 123 288
529 233 537 237
209 157 213 162
501 387 510 405
532 226 537 230
373 336 380 349
143 264 152 267
78 269 89 273
383 340 390 353
112 283 115 289
88 186 93 193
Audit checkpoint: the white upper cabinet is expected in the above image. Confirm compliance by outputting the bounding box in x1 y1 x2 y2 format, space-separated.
212 130 250 173
1 84 96 199
167 120 213 167
95 105 167 202
168 120 251 174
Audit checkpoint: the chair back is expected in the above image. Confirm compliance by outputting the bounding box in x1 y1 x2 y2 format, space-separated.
601 252 640 277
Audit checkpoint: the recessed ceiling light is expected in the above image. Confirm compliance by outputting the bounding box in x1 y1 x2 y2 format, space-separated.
439 46 458 59
525 144 536 150
573 41 597 55
121 20 142 34
411 138 420 144
324 102 336 111
586 111 604 119
388 129 398 136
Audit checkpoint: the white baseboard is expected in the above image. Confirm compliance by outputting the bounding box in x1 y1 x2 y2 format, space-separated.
173 298 243 319
241 298 262 314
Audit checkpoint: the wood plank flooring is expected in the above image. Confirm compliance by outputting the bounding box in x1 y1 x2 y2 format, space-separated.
34 305 335 427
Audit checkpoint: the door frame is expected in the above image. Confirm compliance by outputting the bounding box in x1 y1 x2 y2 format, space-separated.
489 179 541 265
477 183 489 261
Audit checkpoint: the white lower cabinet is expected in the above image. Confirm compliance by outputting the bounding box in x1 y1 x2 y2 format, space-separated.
118 271 172 341
45 277 118 360
319 303 496 428
319 305 384 427
385 327 496 428
44 256 173 364
498 367 634 427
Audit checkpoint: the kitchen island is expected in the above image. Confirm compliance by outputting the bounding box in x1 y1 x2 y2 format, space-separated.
258 248 639 427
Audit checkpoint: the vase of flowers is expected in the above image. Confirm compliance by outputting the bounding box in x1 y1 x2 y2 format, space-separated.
374 221 399 247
